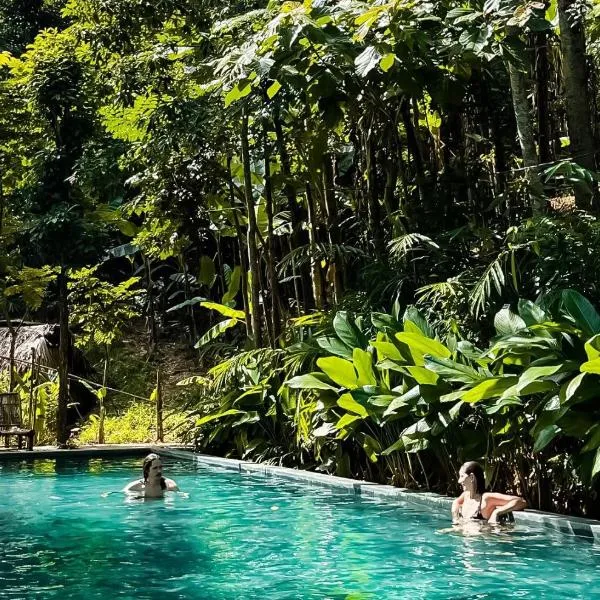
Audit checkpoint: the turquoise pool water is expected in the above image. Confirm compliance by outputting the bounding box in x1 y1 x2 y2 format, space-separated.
0 456 598 599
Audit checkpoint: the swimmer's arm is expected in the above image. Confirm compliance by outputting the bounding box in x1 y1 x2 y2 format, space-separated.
485 492 527 523
164 478 179 492
451 492 465 523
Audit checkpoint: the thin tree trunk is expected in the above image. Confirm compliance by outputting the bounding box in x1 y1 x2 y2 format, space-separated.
263 123 281 345
535 32 552 164
364 133 385 257
241 107 262 347
181 256 198 344
558 0 597 209
506 53 545 214
56 266 69 446
144 255 157 353
322 153 343 304
273 102 311 312
305 183 324 309
227 156 252 339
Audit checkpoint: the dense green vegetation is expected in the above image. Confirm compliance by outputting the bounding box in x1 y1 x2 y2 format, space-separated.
3 0 600 515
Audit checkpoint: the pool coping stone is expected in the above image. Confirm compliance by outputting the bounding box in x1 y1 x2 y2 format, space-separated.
157 447 600 543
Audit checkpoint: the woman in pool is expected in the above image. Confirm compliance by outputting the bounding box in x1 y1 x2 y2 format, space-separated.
451 461 527 524
123 453 179 498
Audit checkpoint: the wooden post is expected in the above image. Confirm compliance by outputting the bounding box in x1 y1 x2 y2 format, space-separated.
28 348 36 428
98 357 107 445
155 369 163 443
31 356 38 441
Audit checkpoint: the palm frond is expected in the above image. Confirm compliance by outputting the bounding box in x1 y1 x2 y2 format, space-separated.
469 251 509 317
387 233 439 261
417 278 466 308
278 243 368 276
208 348 285 393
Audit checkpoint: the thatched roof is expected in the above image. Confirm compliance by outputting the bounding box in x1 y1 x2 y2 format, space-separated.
0 323 61 372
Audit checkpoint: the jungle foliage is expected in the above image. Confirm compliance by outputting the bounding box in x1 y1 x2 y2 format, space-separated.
2 0 600 514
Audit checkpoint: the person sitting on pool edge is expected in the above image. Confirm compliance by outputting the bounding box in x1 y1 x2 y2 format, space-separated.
123 453 179 498
451 461 527 524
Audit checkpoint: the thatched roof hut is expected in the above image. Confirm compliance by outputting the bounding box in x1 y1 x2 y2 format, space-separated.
0 323 61 372
0 323 93 376
0 323 96 426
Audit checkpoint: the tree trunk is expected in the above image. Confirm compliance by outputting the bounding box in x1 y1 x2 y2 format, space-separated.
558 0 597 209
364 133 385 257
322 153 343 304
56 266 70 446
227 156 252 339
144 255 157 353
241 107 262 347
507 55 545 214
305 183 324 309
535 32 552 164
263 123 281 345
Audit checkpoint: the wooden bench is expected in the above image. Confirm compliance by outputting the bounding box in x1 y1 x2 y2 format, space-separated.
0 392 34 451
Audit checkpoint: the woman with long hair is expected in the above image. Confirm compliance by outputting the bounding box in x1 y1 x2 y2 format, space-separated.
123 453 179 498
451 461 527 524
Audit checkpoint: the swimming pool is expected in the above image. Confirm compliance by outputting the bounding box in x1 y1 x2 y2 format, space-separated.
1 455 598 599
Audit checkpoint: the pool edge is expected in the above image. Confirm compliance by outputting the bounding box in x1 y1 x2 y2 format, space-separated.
156 446 600 543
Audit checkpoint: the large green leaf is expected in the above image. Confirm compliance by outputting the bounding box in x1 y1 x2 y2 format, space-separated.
199 255 216 286
194 318 239 347
317 336 353 359
561 372 587 405
337 392 369 418
200 301 245 319
585 334 600 361
515 364 569 390
517 299 548 326
582 425 600 453
168 296 206 313
335 413 361 430
404 366 439 385
533 424 561 453
353 348 377 386
395 331 451 363
355 46 381 77
196 409 243 427
333 312 367 349
381 437 404 455
371 312 402 334
317 356 359 389
494 306 526 335
485 396 522 414
372 341 403 361
286 373 339 391
221 265 241 305
383 386 420 417
561 289 600 338
403 306 434 338
593 447 600 480
580 359 600 374
460 377 518 403
356 432 381 462
424 356 483 383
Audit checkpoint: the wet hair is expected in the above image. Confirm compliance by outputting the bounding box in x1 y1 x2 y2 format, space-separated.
462 461 486 495
143 453 166 490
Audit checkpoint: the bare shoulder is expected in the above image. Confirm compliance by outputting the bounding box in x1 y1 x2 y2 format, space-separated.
164 478 179 491
123 480 143 493
454 491 466 504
